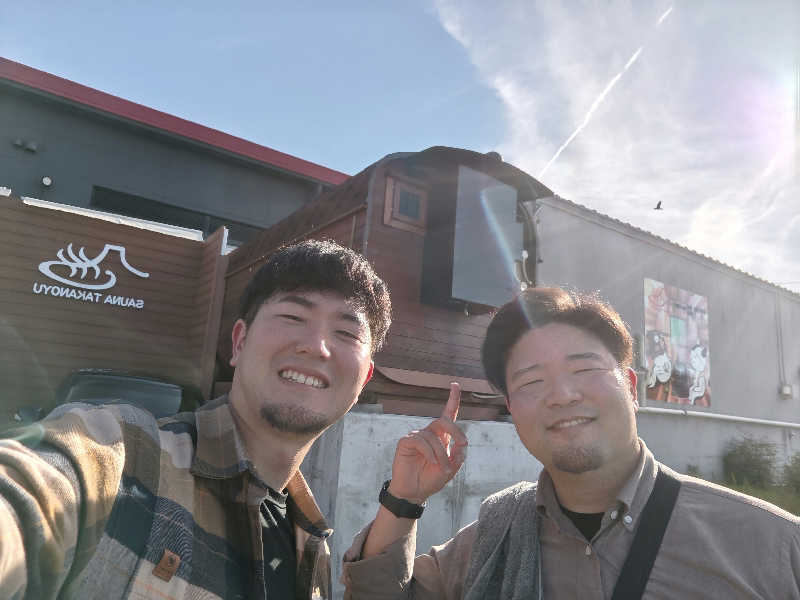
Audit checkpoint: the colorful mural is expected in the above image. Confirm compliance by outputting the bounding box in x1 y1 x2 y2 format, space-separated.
644 279 710 406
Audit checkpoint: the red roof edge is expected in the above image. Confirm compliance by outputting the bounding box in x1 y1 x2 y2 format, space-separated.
0 57 348 185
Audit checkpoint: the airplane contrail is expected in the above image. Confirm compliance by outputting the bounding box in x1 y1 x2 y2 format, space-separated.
538 46 643 178
625 47 643 70
539 5 674 178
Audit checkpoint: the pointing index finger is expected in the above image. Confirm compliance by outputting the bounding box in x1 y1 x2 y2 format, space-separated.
443 382 461 421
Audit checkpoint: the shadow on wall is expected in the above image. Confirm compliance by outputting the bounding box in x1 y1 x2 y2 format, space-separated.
0 319 53 426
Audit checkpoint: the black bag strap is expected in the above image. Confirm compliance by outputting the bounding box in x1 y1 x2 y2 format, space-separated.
610 468 681 600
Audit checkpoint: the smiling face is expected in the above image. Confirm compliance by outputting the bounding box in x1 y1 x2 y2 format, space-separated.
229 290 374 438
505 322 639 476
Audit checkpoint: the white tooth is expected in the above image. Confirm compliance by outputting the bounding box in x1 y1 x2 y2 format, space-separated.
280 370 325 388
557 418 590 428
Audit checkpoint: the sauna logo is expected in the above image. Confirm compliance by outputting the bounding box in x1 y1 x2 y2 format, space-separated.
33 243 148 309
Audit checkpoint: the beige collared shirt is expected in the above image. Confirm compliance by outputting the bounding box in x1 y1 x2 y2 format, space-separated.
343 440 800 599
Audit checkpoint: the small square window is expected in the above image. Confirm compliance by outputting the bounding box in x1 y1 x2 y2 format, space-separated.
397 189 421 220
383 176 427 234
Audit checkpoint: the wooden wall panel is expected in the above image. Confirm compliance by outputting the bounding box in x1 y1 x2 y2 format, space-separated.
375 351 484 379
195 227 228 401
364 373 505 420
386 321 483 351
2 287 201 323
0 194 226 422
1 202 202 248
362 163 494 381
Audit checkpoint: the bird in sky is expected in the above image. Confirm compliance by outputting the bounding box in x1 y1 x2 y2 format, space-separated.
654 201 663 210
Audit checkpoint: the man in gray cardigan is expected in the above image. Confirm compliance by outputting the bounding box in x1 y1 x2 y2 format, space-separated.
342 286 800 599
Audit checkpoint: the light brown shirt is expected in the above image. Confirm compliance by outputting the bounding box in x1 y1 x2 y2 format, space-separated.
342 441 800 599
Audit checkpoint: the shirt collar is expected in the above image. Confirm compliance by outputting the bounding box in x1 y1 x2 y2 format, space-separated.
191 395 253 480
190 395 332 538
535 467 589 536
535 468 557 513
617 439 658 530
287 469 333 539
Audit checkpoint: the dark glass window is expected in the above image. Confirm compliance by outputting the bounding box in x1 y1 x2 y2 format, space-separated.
397 189 422 220
383 176 427 234
90 186 261 246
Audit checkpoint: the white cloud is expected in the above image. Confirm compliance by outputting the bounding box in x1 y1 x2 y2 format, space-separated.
433 0 800 292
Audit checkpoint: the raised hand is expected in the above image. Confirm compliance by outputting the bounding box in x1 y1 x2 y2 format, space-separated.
387 382 468 504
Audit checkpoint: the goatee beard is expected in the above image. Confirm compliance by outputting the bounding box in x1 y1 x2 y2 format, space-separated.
552 445 602 474
259 404 331 436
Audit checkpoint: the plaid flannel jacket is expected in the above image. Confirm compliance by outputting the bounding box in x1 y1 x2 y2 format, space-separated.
0 396 333 599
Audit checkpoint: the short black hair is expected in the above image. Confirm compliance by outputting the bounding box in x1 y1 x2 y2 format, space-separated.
481 287 633 396
238 239 392 353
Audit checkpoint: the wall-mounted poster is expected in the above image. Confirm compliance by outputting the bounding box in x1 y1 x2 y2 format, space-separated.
644 279 710 406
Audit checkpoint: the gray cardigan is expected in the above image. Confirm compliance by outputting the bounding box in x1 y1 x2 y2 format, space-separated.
463 481 542 600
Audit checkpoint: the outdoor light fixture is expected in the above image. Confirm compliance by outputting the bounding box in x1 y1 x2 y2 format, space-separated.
41 176 52 187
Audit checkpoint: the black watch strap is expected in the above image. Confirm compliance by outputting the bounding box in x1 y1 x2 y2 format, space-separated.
378 480 425 519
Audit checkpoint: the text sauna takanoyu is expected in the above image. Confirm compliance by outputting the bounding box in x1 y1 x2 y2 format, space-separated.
32 282 145 309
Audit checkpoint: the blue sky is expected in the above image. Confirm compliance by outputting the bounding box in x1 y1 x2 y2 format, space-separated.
2 1 799 291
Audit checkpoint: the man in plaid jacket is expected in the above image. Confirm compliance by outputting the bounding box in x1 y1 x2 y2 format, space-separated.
0 239 391 600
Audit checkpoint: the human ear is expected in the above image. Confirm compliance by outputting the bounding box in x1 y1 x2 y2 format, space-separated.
230 320 247 367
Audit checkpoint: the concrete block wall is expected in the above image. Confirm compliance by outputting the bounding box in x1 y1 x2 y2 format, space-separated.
638 411 799 481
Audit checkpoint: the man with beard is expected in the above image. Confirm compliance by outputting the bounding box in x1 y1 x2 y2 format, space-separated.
342 287 800 599
0 239 391 600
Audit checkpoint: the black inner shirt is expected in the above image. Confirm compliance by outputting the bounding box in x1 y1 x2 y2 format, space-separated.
560 505 605 541
260 486 296 598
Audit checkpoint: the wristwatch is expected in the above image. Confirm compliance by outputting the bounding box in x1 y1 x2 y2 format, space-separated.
378 480 425 519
